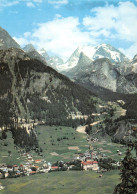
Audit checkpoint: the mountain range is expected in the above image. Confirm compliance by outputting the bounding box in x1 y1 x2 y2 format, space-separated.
0 47 104 127
57 44 129 72
1 26 137 95
22 43 137 94
0 26 137 144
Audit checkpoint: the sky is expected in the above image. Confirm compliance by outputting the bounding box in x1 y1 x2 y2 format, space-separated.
0 0 137 61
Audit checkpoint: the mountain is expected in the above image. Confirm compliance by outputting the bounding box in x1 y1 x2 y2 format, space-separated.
61 44 137 94
0 26 20 49
73 57 137 94
23 44 47 65
92 44 128 63
39 48 64 70
63 52 92 78
58 44 129 72
23 43 36 52
0 47 105 127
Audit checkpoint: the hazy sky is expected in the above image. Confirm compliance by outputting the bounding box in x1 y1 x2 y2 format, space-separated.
0 0 137 60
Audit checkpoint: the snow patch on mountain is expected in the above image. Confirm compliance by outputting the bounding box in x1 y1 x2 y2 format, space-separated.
57 44 129 72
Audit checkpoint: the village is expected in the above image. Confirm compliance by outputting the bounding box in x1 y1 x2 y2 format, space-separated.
0 149 99 180
0 138 123 192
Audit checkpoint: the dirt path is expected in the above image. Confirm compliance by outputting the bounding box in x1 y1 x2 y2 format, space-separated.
76 120 103 134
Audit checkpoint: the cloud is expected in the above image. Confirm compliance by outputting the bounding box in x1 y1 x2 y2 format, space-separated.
83 2 137 42
0 0 42 9
26 2 35 7
25 0 43 7
14 17 98 60
33 0 42 2
119 43 137 59
0 0 19 7
13 36 29 46
82 1 137 59
48 0 68 8
31 17 97 60
13 1 137 60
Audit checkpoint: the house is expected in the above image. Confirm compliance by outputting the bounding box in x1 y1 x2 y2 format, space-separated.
51 166 59 171
7 166 13 172
19 165 24 171
0 167 8 172
5 172 9 178
68 165 75 170
0 184 5 190
86 157 92 162
40 169 49 173
34 166 40 171
28 157 33 162
43 163 48 169
24 165 30 172
81 161 99 171
29 171 36 175
34 160 42 164
13 165 19 171
92 161 99 170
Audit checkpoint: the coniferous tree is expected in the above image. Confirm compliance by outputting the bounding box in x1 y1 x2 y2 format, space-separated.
114 141 137 194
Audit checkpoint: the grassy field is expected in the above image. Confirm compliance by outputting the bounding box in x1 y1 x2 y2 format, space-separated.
0 124 127 194
92 140 127 161
0 125 88 165
0 170 120 194
34 125 88 163
0 131 21 165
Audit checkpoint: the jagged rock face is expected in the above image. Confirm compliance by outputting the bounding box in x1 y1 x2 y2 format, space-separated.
58 44 129 72
133 54 137 61
75 58 118 92
25 50 47 65
0 48 100 121
23 44 47 66
0 27 20 49
39 48 63 70
93 44 128 63
60 45 137 94
73 58 137 93
64 52 92 78
89 58 118 92
39 48 50 60
23 44 36 52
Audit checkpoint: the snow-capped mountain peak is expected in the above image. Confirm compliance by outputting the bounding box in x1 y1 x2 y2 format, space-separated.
57 44 129 72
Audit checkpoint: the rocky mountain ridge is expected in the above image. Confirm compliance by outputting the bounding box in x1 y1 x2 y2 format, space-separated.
0 27 20 50
0 47 104 127
38 48 64 70
58 44 129 72
72 57 137 94
0 27 137 145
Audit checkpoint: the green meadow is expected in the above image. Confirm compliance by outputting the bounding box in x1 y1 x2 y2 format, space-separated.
34 125 88 163
1 170 120 194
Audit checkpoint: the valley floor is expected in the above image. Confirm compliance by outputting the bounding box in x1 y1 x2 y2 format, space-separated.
0 170 120 194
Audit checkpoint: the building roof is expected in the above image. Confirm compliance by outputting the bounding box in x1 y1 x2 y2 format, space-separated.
30 171 36 174
81 161 98 165
51 166 58 169
34 166 39 168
